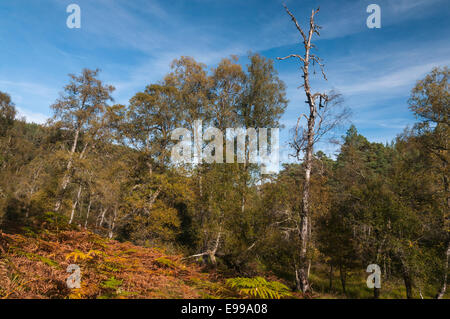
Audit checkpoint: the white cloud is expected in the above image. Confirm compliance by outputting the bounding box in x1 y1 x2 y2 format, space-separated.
16 107 49 124
336 61 449 95
0 80 58 99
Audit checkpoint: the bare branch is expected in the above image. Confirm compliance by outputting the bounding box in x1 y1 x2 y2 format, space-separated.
311 55 327 81
282 3 307 41
277 54 306 63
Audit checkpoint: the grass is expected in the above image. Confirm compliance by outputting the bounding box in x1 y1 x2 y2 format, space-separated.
309 265 449 299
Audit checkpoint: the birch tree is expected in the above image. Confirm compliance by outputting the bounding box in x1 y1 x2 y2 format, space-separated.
51 69 114 213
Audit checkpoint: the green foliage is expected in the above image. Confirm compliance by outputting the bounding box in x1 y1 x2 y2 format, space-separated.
226 277 292 299
0 59 448 299
0 91 16 136
154 257 177 269
100 276 123 290
41 211 70 230
14 249 61 269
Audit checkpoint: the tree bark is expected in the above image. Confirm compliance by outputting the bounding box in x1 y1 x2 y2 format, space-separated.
148 186 162 211
108 206 117 239
339 264 347 295
329 264 333 290
436 166 449 299
277 5 324 294
69 184 82 224
403 272 413 299
208 230 222 267
183 229 222 267
436 240 450 299
98 207 107 228
84 196 92 229
374 287 380 299
401 260 413 299
55 126 80 212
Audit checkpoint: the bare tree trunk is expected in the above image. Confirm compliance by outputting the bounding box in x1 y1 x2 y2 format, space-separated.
55 127 80 212
99 207 107 228
297 140 313 293
84 196 92 229
339 264 347 296
108 206 117 239
403 271 413 299
436 168 449 299
277 5 326 294
400 258 413 299
374 286 380 299
69 184 82 224
183 228 222 267
148 186 162 211
208 230 222 266
307 259 312 278
436 240 450 299
294 263 302 291
241 161 247 214
329 264 333 290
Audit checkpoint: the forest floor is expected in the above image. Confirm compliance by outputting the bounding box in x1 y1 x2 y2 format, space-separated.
0 224 229 299
0 223 447 299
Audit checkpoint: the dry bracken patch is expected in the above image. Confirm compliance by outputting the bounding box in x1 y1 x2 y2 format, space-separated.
0 229 215 299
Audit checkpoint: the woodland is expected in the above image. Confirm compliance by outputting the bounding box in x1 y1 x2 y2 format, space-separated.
0 5 448 299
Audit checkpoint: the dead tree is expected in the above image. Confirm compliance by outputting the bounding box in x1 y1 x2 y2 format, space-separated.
277 4 348 293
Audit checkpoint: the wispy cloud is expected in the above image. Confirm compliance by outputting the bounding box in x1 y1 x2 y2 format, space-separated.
337 61 449 95
0 80 58 100
16 107 49 124
318 0 447 40
1 0 448 151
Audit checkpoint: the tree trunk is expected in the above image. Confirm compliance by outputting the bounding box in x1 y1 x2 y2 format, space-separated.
208 230 222 267
148 186 162 211
241 161 247 214
84 196 92 229
108 207 117 239
99 207 107 228
436 167 449 299
339 264 347 295
329 264 333 290
436 240 450 299
69 184 82 224
374 287 380 299
277 4 325 294
55 127 80 212
294 263 302 292
401 261 413 299
296 134 313 293
403 272 413 299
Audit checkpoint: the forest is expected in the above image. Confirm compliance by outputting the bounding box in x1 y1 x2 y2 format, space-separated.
0 5 448 300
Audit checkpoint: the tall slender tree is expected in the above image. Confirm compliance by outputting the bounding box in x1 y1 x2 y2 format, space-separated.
277 4 348 293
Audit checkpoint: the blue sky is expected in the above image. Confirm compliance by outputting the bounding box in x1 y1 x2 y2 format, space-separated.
1 0 449 160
